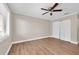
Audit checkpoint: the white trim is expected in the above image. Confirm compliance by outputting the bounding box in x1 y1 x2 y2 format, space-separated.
5 43 12 55
12 36 79 45
61 39 78 44
69 41 78 44
12 36 50 44
51 36 78 44
62 38 78 44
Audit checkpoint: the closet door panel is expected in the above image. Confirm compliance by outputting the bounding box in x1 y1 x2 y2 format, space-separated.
53 21 60 39
64 20 71 41
60 21 65 40
60 20 71 41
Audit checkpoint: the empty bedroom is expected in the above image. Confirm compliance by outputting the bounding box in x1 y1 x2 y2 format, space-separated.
0 3 79 55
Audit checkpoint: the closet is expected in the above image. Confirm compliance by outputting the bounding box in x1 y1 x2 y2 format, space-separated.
52 20 71 41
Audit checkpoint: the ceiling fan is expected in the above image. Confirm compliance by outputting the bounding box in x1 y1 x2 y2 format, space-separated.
41 3 62 16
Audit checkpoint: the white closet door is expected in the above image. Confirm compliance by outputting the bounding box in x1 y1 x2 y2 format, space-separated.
60 20 71 41
53 21 60 39
60 20 65 40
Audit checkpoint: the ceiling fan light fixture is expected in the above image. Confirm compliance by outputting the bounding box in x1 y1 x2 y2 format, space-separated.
50 13 52 16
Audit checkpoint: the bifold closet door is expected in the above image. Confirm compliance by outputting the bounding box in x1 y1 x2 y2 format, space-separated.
60 20 71 41
52 21 60 39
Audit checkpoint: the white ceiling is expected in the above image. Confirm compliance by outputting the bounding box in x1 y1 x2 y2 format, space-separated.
8 3 79 21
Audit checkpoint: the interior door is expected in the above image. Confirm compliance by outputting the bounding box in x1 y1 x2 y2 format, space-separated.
52 21 60 39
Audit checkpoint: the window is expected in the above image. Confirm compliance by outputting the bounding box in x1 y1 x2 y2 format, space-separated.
0 4 10 40
0 14 4 34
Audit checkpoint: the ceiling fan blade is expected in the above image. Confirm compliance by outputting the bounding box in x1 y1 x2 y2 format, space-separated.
53 9 62 12
49 3 59 11
41 8 48 11
42 12 49 15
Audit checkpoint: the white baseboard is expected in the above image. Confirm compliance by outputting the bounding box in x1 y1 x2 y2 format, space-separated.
12 36 79 45
5 43 13 55
51 36 78 44
12 36 50 44
61 39 78 44
69 41 78 44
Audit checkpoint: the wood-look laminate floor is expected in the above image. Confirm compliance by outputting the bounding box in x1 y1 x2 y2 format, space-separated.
8 37 79 55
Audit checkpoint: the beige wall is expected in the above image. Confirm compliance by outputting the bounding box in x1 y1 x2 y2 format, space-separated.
0 4 12 54
12 14 52 42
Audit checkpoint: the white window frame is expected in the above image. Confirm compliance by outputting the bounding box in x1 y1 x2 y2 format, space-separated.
0 12 9 40
0 14 5 36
